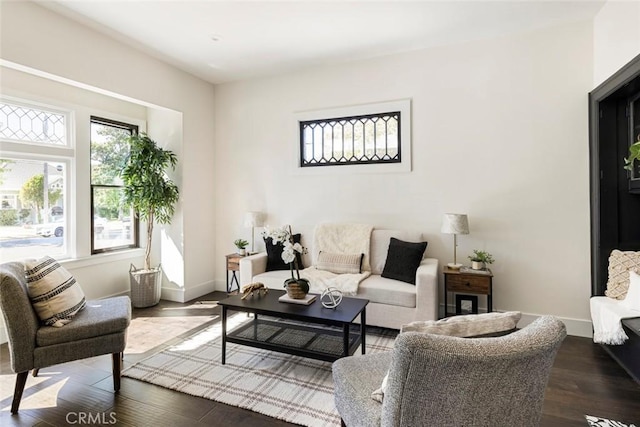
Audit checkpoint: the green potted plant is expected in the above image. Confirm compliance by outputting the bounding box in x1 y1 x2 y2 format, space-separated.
234 238 249 256
121 132 179 308
468 250 494 271
624 140 640 173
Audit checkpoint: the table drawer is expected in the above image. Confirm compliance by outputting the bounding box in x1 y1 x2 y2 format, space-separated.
447 275 490 294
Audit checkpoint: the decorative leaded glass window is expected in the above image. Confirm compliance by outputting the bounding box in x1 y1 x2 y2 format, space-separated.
0 101 68 146
300 112 400 167
295 100 411 173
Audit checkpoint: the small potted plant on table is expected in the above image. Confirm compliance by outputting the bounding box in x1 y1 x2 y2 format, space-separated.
234 238 249 256
468 250 494 271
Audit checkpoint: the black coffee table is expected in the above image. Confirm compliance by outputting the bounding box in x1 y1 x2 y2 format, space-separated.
218 290 368 364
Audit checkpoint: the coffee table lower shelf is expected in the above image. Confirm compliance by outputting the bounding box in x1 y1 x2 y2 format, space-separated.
226 318 362 363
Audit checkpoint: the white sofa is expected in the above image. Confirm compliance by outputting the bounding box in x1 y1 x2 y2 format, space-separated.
239 228 439 330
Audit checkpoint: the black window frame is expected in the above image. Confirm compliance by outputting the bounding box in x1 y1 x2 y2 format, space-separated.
299 111 401 167
90 116 139 254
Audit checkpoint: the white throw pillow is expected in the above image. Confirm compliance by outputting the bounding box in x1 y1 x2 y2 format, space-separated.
316 252 363 274
24 256 86 327
620 271 640 312
371 372 388 403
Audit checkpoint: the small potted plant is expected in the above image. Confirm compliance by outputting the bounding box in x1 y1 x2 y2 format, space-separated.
234 238 249 256
468 250 494 270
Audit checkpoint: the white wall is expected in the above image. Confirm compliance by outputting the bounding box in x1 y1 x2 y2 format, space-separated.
0 2 216 306
593 0 640 87
215 21 594 336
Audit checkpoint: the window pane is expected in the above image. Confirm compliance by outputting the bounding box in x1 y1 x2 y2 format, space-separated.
0 102 67 146
91 120 133 185
0 158 67 262
90 117 138 253
92 187 135 252
300 111 400 167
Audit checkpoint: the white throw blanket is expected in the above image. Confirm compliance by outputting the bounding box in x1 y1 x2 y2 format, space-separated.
300 222 374 295
300 268 370 296
590 296 639 345
313 223 374 271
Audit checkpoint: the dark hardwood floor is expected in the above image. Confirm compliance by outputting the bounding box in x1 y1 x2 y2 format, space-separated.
1 292 639 426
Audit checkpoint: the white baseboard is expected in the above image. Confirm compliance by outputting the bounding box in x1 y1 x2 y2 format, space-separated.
214 278 232 292
161 280 216 303
518 312 593 338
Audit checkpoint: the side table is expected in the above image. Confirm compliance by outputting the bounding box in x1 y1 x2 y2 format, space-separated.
443 267 493 317
225 253 243 293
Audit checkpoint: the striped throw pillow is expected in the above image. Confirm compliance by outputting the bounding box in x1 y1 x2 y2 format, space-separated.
24 256 86 327
316 252 364 274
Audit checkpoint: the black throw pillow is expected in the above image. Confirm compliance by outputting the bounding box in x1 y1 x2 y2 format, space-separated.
381 237 428 285
264 233 305 272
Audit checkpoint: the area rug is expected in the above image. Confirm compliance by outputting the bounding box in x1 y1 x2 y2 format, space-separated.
586 415 638 427
125 301 219 354
122 314 396 427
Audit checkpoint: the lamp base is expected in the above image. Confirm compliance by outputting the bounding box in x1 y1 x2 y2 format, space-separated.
447 263 463 270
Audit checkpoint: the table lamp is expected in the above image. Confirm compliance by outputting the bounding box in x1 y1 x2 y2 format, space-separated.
441 213 469 270
244 211 265 254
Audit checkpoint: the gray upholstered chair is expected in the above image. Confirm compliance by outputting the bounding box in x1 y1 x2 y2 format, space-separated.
0 261 131 414
332 316 566 427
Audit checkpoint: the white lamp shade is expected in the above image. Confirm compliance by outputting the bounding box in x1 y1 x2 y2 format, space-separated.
244 211 265 228
441 213 469 235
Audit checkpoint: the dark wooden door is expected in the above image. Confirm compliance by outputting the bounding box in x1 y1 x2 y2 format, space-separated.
589 54 640 296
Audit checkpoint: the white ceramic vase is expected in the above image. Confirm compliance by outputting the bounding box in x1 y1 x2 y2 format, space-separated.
471 261 485 270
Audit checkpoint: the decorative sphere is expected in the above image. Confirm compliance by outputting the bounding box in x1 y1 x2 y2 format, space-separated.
321 287 343 309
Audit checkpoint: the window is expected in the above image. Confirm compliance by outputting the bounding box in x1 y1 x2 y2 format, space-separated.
300 112 400 167
90 116 138 253
295 99 411 173
0 102 67 145
0 99 72 262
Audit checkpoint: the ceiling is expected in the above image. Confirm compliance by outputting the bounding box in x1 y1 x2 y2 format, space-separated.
40 1 606 85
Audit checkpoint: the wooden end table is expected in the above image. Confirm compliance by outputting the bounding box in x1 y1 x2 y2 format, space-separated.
225 253 243 293
443 267 493 317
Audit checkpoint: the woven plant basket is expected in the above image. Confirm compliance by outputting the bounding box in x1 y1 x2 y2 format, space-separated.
286 282 307 299
129 264 162 308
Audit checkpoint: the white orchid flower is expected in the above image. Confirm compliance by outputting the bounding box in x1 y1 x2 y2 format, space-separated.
281 241 296 264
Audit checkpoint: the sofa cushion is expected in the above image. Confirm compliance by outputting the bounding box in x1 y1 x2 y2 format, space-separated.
24 256 86 327
264 233 304 271
370 230 423 275
333 352 391 426
316 252 363 274
381 238 427 285
605 250 640 300
254 270 292 290
358 275 416 308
